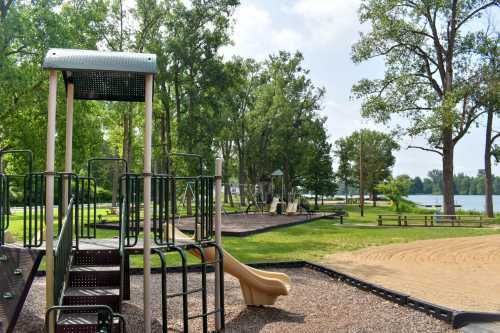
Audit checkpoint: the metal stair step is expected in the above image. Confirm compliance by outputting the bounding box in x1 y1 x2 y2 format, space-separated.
72 250 121 266
69 266 120 288
56 313 120 333
63 287 120 312
71 265 120 272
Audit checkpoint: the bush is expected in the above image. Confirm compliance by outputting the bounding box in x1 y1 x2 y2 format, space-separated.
96 186 112 203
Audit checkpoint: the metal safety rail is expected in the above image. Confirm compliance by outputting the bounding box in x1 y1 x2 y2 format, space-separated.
24 173 44 247
153 242 224 333
45 305 126 333
0 172 6 244
23 172 79 248
119 197 131 304
119 173 142 247
152 175 214 245
54 196 75 305
74 176 97 241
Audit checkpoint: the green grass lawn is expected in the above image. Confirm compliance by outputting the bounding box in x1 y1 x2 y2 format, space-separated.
5 204 500 269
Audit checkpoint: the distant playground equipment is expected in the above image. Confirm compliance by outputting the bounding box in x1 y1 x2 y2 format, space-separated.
0 49 291 333
270 169 285 214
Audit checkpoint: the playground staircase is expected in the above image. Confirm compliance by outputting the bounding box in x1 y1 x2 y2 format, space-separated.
55 250 124 332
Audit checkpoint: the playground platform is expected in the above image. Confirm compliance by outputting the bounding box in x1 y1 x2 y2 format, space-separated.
96 212 336 237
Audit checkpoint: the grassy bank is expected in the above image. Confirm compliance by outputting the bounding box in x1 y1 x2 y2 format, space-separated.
5 204 500 269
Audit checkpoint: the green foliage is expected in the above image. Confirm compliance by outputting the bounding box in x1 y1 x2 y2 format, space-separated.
407 170 500 195
335 129 399 197
377 175 412 212
0 0 332 205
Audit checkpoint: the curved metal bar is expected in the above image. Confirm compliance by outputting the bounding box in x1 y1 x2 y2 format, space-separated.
45 305 115 333
113 313 127 333
86 157 128 177
189 244 208 332
167 152 203 176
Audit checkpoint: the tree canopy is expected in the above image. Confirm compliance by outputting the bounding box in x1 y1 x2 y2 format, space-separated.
0 0 334 203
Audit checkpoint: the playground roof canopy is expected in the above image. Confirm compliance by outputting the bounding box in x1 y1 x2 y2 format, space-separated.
271 169 284 176
42 48 157 102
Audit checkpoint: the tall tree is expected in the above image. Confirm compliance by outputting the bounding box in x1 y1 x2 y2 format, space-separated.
476 31 499 216
335 138 355 202
337 129 400 206
352 0 499 214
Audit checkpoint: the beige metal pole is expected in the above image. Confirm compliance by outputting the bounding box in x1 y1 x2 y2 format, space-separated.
214 158 222 330
45 69 57 330
143 74 153 333
63 81 74 214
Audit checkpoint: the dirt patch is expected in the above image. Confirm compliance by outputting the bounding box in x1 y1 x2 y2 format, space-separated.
321 235 500 312
16 268 454 332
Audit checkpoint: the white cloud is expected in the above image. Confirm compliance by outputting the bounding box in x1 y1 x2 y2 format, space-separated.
221 3 275 60
287 0 363 46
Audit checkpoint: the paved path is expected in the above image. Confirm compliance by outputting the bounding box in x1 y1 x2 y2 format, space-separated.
461 322 500 333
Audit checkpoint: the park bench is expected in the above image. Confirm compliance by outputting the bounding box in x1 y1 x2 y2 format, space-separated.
106 207 119 215
377 214 486 227
432 215 484 227
377 214 403 226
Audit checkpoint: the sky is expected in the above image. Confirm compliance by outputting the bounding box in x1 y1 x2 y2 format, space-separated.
220 0 499 178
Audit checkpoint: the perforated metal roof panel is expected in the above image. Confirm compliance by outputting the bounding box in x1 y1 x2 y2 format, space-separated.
42 48 157 102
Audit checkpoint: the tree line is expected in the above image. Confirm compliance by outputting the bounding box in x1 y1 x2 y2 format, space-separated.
0 0 335 205
408 170 500 195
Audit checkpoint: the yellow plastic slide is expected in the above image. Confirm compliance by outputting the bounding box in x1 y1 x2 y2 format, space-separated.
170 226 292 305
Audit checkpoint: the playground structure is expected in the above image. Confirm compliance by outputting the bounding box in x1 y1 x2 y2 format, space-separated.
221 172 306 216
0 49 291 333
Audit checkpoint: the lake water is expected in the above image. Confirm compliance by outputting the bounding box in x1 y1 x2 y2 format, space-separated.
407 195 500 212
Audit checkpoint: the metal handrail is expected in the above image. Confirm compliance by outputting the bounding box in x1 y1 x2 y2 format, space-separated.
0 173 6 245
45 305 120 333
54 197 74 305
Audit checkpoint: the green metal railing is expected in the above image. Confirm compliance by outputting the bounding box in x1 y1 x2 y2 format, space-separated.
151 175 214 245
45 305 126 333
73 176 97 240
119 196 129 307
54 196 75 305
153 242 224 333
119 174 142 247
23 173 44 248
0 173 6 245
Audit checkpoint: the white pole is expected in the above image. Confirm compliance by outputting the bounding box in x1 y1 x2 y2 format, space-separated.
45 69 57 331
63 81 74 213
214 158 222 330
143 74 153 333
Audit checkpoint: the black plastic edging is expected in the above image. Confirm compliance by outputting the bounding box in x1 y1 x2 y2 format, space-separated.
34 258 500 329
95 213 337 237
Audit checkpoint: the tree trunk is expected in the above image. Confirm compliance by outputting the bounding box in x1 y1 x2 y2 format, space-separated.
372 191 377 207
236 140 246 206
484 107 494 217
344 179 348 204
186 188 192 216
283 159 289 201
359 138 364 217
122 108 133 166
174 63 182 140
159 84 171 172
314 193 318 210
111 147 119 207
442 128 455 215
